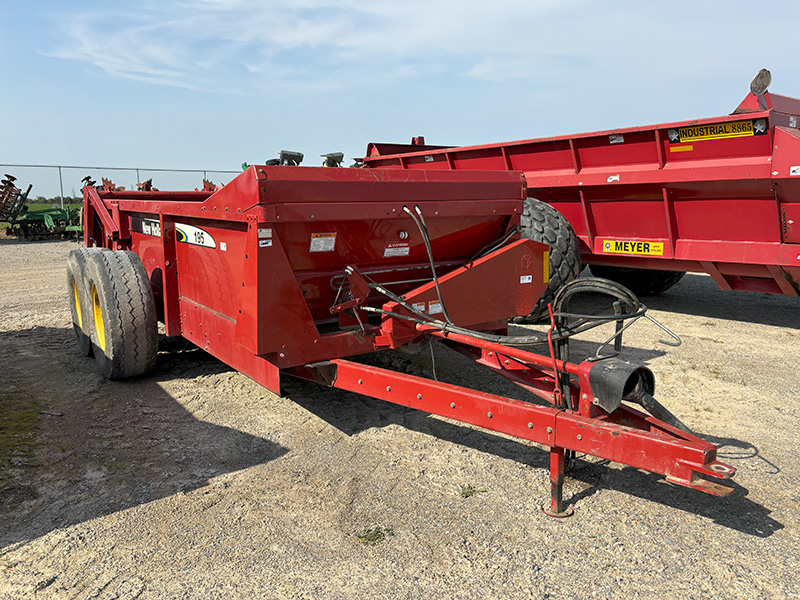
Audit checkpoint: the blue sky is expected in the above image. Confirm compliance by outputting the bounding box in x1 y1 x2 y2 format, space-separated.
3 1 800 172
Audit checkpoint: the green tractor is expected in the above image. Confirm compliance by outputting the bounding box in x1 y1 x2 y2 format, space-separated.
1 174 82 240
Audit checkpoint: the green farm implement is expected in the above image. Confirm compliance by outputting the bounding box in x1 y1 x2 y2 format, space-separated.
1 174 82 240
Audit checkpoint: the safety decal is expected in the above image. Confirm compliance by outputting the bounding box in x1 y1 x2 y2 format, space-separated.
667 119 767 144
790 166 800 176
384 241 411 258
175 223 216 248
310 232 336 252
131 217 161 238
258 228 272 238
259 239 273 248
428 301 443 315
520 275 533 284
609 134 624 145
602 239 664 256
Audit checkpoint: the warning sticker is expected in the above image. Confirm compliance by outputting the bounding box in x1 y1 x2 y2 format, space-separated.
667 119 767 144
520 275 533 284
790 166 800 176
259 239 272 248
428 301 443 315
412 302 426 313
602 239 664 256
384 241 411 258
310 232 336 252
258 228 272 238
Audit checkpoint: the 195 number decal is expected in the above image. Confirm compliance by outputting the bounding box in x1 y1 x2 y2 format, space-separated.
175 223 217 249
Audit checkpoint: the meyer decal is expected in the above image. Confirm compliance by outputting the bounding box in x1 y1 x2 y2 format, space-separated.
602 239 664 256
667 119 767 144
175 223 217 249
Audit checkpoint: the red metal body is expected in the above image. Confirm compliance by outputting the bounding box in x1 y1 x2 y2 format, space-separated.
363 91 800 296
83 166 734 514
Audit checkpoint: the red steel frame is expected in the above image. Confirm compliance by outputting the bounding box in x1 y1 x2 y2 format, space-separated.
83 166 734 515
363 90 800 296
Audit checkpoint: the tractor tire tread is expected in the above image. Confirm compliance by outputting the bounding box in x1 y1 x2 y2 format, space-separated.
66 248 94 356
515 198 582 323
85 250 158 379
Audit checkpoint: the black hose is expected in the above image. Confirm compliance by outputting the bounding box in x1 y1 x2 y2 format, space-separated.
403 205 455 325
362 275 650 347
622 378 691 433
468 226 520 262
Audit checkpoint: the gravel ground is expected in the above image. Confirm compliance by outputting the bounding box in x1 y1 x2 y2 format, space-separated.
1 238 798 599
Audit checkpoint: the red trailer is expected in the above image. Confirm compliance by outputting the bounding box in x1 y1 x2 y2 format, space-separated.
70 166 734 516
362 78 800 318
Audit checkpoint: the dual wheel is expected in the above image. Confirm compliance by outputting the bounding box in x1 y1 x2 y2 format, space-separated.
67 248 158 379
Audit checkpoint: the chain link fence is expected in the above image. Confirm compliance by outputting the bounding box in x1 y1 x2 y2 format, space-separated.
0 164 241 207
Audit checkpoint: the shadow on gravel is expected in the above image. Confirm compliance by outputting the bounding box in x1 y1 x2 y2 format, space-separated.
0 326 288 550
283 349 783 539
622 273 800 330
565 458 783 538
282 374 553 467
4 321 778 550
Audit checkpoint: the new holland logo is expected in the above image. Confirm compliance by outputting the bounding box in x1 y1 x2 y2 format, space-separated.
131 217 161 237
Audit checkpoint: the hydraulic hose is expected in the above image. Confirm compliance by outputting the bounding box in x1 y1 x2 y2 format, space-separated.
402 205 455 325
622 378 691 433
361 275 651 347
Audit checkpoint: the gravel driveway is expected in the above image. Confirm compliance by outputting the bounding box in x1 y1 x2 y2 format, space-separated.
1 238 798 599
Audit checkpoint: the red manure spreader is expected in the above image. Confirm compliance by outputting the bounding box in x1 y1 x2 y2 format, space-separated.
70 162 735 517
363 71 800 319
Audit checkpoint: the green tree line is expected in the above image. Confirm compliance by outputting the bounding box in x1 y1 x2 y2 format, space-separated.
31 196 82 205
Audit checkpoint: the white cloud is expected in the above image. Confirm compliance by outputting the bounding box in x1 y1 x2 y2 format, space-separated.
42 0 800 117
46 0 578 92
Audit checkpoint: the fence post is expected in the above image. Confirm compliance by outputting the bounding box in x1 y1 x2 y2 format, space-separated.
58 166 65 209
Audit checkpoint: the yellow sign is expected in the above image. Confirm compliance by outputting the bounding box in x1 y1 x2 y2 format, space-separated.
667 119 768 144
543 251 550 284
601 239 664 256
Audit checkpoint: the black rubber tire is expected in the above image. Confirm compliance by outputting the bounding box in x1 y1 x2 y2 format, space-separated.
84 250 158 379
66 248 94 356
588 265 685 296
513 198 582 323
